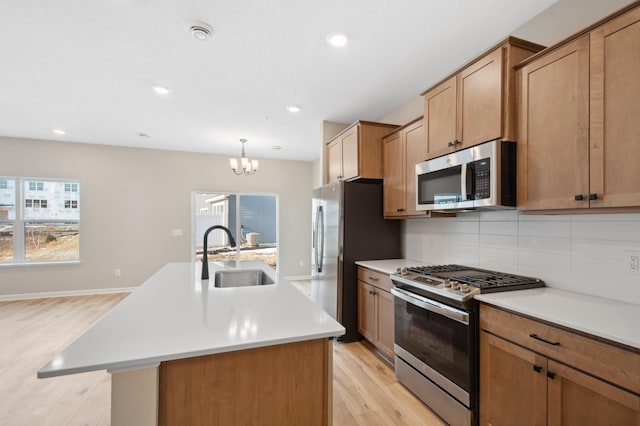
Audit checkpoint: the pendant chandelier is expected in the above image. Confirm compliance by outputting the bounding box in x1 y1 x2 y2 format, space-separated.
229 138 258 176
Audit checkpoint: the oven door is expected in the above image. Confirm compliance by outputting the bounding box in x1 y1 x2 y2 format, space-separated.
391 286 476 407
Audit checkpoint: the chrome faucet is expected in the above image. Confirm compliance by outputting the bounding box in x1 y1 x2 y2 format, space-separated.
201 225 237 280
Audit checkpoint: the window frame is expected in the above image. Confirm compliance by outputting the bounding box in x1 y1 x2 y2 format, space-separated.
0 176 81 266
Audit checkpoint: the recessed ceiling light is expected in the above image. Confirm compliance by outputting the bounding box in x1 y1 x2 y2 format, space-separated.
52 129 66 135
272 145 282 150
286 105 301 113
190 23 214 41
153 85 170 95
327 33 349 47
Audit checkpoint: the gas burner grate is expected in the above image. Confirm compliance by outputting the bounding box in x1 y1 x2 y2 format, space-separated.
404 264 544 293
455 273 543 289
407 264 469 274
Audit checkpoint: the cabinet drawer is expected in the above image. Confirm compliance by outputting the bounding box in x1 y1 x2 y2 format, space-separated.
357 267 393 292
480 304 640 394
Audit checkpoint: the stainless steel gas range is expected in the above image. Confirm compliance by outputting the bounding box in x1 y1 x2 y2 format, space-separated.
390 264 544 426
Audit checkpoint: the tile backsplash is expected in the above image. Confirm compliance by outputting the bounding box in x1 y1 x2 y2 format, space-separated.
402 211 640 305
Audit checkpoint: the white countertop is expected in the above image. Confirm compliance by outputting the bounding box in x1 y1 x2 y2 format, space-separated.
476 288 640 349
355 259 423 275
38 261 345 378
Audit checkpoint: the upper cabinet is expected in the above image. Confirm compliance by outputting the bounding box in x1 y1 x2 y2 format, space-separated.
518 3 640 211
423 37 545 159
383 118 426 218
325 121 398 184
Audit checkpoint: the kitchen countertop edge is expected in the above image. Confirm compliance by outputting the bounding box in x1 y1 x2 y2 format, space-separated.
38 261 345 378
475 288 640 350
355 259 422 275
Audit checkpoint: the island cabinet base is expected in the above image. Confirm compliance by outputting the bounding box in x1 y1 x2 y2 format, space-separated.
158 338 333 426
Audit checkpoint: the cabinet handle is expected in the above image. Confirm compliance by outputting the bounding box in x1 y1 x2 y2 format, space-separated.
574 194 584 201
547 371 556 380
533 365 543 373
589 193 598 200
453 139 460 146
368 276 379 281
530 333 560 346
448 141 454 147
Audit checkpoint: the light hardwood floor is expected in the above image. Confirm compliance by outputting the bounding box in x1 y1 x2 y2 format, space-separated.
0 294 444 425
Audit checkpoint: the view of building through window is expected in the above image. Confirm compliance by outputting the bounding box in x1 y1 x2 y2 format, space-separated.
193 192 277 270
0 177 80 263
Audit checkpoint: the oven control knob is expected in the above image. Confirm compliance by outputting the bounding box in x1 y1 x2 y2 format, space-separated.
451 281 460 290
444 279 452 288
460 284 470 293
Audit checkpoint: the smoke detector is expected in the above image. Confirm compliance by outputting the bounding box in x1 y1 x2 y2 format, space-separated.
190 23 214 41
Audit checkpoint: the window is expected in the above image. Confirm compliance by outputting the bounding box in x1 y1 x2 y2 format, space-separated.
193 191 277 271
25 199 48 209
28 181 44 191
1 177 79 264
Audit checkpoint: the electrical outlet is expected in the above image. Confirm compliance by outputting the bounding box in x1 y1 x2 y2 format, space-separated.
624 251 640 274
115 269 121 277
172 229 183 237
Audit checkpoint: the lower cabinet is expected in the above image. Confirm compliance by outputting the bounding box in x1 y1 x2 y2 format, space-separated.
357 267 394 361
480 303 640 426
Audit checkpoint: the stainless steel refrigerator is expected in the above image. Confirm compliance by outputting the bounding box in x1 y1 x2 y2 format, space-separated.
311 180 401 342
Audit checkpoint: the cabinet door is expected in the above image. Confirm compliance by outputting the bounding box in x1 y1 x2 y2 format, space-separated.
404 120 426 216
480 331 547 426
518 35 590 210
458 47 503 148
327 139 342 183
375 289 394 361
341 128 359 180
425 76 457 159
383 132 405 217
357 281 376 343
590 7 640 208
547 360 640 426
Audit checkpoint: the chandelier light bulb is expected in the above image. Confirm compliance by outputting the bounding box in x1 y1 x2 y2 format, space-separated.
230 139 258 176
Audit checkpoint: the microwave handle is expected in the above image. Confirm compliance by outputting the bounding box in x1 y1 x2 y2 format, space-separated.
460 162 475 201
460 163 468 201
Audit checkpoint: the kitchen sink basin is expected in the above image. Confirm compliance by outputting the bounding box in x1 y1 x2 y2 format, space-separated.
213 269 275 288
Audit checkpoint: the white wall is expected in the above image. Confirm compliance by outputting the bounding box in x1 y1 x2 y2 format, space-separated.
0 137 313 296
403 211 640 305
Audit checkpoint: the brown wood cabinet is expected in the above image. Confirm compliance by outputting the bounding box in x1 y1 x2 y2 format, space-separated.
518 4 640 211
383 118 426 218
159 338 333 426
357 266 395 361
480 303 640 426
325 121 398 184
423 37 544 159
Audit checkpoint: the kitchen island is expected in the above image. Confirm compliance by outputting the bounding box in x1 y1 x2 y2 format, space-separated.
38 261 345 425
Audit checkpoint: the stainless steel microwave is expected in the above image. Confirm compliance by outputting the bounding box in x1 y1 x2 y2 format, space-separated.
415 140 516 212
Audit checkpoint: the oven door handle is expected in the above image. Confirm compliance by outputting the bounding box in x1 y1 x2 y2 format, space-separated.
391 287 469 325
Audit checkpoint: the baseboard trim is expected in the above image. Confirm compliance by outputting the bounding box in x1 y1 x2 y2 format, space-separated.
0 287 136 301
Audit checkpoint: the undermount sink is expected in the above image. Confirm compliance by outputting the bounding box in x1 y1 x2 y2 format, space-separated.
213 269 275 288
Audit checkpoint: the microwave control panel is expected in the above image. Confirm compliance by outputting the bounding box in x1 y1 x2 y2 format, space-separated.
473 159 490 199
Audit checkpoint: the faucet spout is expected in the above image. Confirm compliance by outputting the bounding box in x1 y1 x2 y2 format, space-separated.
201 225 237 280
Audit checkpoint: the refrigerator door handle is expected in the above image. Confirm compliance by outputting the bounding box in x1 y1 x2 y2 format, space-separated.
318 206 324 272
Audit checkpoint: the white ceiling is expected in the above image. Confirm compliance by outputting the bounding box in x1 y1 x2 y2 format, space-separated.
0 0 560 161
